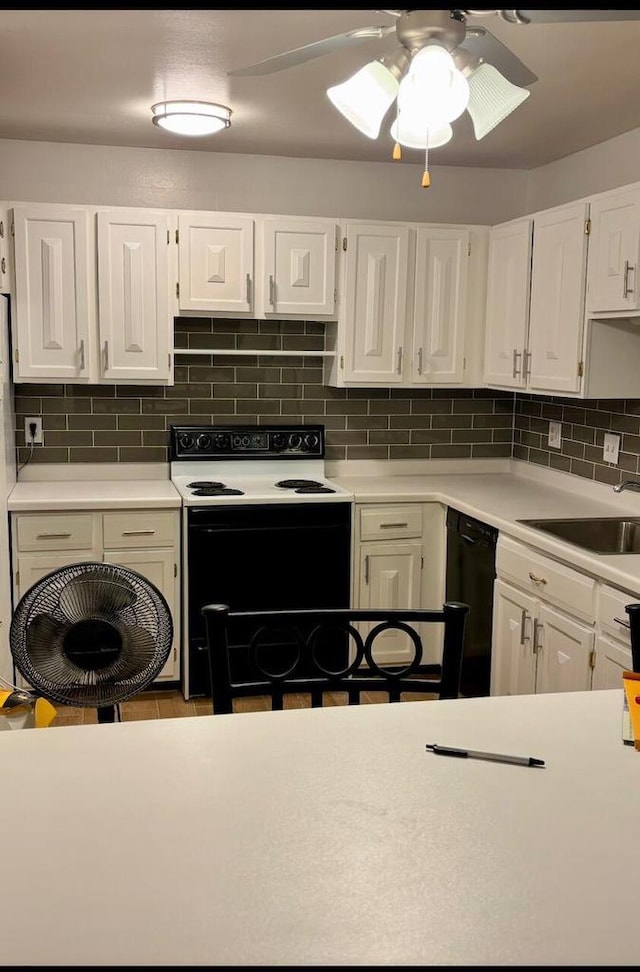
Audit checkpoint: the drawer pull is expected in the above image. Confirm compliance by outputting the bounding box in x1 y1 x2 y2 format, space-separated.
122 530 156 536
528 571 547 585
36 532 72 539
613 616 631 629
380 522 408 529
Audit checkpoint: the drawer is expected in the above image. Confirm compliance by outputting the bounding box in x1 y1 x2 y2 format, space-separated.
14 512 96 552
597 583 640 647
359 504 423 541
102 510 177 549
496 535 596 622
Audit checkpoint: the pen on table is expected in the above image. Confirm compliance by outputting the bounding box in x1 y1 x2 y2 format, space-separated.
425 743 545 768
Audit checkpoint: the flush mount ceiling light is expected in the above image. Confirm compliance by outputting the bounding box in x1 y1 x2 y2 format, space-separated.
151 101 232 137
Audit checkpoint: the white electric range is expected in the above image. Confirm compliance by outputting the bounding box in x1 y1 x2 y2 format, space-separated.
169 425 354 699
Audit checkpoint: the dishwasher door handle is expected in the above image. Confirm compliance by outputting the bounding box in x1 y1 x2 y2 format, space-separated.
459 533 478 544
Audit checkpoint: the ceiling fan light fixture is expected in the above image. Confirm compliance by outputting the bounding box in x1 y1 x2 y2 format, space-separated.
151 101 232 137
326 59 399 138
465 62 530 140
398 44 470 127
390 119 453 150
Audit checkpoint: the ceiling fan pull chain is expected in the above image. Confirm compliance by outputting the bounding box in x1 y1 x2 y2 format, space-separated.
392 102 402 160
422 130 431 189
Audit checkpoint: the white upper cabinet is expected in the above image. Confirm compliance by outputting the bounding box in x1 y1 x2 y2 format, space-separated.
259 217 337 318
586 185 640 315
11 205 93 382
411 227 469 384
97 209 174 384
527 201 589 394
177 212 254 315
327 220 475 388
0 205 10 295
483 218 532 389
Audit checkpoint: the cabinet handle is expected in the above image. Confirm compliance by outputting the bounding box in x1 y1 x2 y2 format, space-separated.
0 257 5 275
103 341 109 372
246 273 252 306
523 349 532 379
78 339 85 371
613 616 631 629
364 554 369 585
532 619 544 654
36 532 72 539
512 349 521 379
396 346 403 374
417 347 423 374
269 275 275 308
528 571 547 585
623 260 635 299
380 522 408 529
519 609 529 645
122 529 156 536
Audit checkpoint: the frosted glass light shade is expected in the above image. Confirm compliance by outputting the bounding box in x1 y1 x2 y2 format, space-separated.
466 63 530 140
398 45 470 128
151 101 232 136
327 60 399 138
390 119 453 150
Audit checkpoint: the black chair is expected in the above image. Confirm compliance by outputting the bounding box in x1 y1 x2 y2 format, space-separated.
201 602 469 714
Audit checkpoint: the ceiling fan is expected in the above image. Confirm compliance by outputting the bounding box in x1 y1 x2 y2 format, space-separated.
229 9 640 186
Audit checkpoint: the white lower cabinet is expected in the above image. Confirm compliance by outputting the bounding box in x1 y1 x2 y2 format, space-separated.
353 502 445 667
592 582 637 688
11 508 180 685
491 537 595 696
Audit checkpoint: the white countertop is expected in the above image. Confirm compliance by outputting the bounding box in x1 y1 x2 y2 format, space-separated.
7 479 181 511
0 689 638 966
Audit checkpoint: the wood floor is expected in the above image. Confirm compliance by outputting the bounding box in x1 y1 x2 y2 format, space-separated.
49 686 435 726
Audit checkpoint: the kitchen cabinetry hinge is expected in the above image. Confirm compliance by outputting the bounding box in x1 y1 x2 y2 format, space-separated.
589 649 596 669
176 282 179 299
467 242 471 256
10 221 14 237
175 228 179 244
421 556 424 570
577 360 584 377
15 570 19 586
334 288 338 304
340 354 344 370
342 237 347 252
167 229 170 244
0 220 4 239
585 218 591 235
14 349 19 363
173 647 177 662
174 562 177 578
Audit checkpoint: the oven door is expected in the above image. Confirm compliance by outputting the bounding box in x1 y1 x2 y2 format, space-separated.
187 502 352 697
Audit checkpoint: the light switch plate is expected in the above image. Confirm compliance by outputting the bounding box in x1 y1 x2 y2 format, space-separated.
548 421 562 449
604 432 620 464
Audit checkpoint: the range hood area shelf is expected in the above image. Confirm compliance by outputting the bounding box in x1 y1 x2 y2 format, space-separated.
174 348 335 357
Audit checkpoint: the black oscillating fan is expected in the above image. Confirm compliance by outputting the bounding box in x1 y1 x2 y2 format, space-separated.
10 562 174 723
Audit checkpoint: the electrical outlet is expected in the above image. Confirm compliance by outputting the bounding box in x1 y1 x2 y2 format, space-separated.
548 421 562 449
24 416 43 445
603 431 620 464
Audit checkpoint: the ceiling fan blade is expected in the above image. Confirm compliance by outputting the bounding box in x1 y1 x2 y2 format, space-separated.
501 10 640 25
463 28 538 87
229 25 395 77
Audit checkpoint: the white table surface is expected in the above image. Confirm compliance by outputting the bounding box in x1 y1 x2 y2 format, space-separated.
1 689 639 967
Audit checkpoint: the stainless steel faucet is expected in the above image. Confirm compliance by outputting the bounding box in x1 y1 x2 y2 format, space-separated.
613 479 640 493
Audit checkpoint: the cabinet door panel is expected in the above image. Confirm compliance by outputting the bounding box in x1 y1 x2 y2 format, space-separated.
527 202 588 393
178 213 254 314
12 206 92 381
357 539 422 666
490 580 537 696
97 210 172 383
342 223 409 383
412 227 468 384
262 218 336 317
535 603 593 694
587 188 640 313
483 219 532 388
592 634 633 690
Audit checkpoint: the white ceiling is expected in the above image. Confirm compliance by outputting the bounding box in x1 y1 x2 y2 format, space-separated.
3 9 640 171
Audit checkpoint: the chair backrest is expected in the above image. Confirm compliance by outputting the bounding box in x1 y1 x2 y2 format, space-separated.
201 602 469 714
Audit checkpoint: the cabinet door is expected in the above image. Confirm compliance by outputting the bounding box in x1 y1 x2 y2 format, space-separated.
483 219 532 388
587 187 640 313
535 603 594 694
411 227 468 384
261 218 337 318
592 634 633 690
12 206 92 381
103 548 179 682
178 212 254 314
490 580 537 696
357 539 422 666
527 202 589 394
97 209 172 383
341 222 409 383
0 206 10 295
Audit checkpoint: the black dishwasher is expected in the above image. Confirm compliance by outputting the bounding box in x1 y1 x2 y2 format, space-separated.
445 508 498 697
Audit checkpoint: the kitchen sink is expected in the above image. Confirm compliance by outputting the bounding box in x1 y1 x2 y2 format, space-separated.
517 517 640 554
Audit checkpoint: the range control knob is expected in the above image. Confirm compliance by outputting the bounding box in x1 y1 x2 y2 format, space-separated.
287 432 302 451
272 433 288 452
214 433 229 451
178 433 194 452
302 433 319 452
196 433 211 451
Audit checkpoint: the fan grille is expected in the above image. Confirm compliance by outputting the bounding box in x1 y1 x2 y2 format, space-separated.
10 562 174 708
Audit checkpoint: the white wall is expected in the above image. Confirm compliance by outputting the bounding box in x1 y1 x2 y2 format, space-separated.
0 138 526 225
